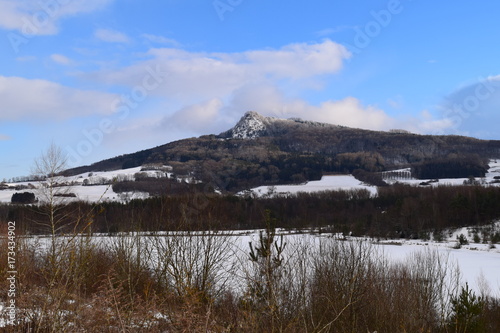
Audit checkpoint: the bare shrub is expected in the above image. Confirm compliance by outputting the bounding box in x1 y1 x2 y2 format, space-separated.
149 230 235 301
147 228 236 332
305 239 378 332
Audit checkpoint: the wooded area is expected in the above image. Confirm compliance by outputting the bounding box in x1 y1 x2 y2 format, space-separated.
3 184 500 239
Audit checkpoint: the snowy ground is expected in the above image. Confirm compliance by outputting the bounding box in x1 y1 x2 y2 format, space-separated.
245 174 378 197
1 225 499 328
10 222 500 296
0 166 167 203
245 160 500 198
376 234 500 296
384 159 500 187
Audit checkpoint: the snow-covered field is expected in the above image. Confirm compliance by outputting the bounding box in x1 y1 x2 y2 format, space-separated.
245 174 378 197
235 227 500 295
7 225 500 296
384 160 500 187
245 160 500 198
1 224 499 329
0 166 162 203
376 232 500 296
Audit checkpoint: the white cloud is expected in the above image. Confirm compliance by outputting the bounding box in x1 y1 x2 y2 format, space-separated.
94 28 130 43
224 86 397 131
417 110 454 134
0 76 119 120
0 0 114 35
81 36 454 138
165 99 224 132
216 85 452 135
304 99 454 134
87 39 351 102
50 53 73 65
0 134 10 140
311 98 396 130
242 40 350 79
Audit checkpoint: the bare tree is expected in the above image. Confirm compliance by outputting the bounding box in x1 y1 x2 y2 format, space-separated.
31 143 73 237
29 144 101 331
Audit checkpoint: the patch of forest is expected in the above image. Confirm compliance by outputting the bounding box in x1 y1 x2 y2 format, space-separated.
3 184 500 239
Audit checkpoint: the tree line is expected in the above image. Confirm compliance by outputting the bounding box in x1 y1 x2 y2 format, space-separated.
3 184 500 239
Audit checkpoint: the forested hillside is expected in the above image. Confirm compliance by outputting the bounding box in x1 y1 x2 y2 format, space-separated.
65 112 500 192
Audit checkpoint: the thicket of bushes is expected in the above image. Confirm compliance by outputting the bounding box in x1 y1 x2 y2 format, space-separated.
10 192 36 204
112 177 208 197
1 219 499 332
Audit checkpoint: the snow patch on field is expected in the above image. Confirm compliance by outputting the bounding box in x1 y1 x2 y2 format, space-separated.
0 166 169 203
385 159 500 187
245 175 378 197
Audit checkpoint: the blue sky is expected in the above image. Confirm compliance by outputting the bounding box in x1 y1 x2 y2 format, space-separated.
1 0 500 180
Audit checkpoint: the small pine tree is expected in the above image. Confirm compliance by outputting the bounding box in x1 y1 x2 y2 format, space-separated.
433 229 444 242
448 283 485 333
473 233 481 244
492 232 500 244
245 210 287 331
457 234 469 246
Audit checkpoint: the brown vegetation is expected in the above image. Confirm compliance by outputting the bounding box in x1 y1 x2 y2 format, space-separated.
1 218 499 332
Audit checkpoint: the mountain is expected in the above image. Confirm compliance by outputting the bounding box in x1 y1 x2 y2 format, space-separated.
65 111 500 192
218 111 339 139
220 111 271 139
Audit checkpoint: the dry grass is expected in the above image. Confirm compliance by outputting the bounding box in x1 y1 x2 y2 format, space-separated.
1 223 500 332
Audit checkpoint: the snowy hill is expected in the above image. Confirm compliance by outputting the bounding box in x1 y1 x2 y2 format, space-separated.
1 166 182 204
225 111 270 139
218 111 339 139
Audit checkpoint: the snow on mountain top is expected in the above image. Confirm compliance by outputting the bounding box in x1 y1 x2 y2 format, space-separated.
226 111 339 139
230 111 272 139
